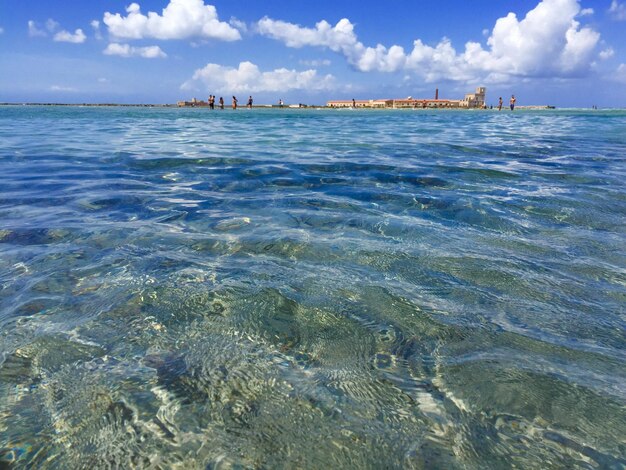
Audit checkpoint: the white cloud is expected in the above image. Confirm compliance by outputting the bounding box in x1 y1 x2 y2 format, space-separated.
46 19 60 33
299 59 331 67
103 0 240 41
29 18 86 44
91 20 103 40
608 0 626 20
579 8 594 16
54 29 86 43
257 0 602 82
98 77 109 83
599 47 615 59
406 38 474 82
459 0 601 79
28 19 60 37
181 61 335 93
257 17 357 50
257 17 409 73
103 42 167 58
50 85 77 92
28 20 47 37
229 17 247 33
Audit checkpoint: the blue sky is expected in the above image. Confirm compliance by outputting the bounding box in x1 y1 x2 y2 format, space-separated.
1 0 625 106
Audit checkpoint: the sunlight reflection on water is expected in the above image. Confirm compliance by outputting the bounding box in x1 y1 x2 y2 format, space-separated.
0 107 625 468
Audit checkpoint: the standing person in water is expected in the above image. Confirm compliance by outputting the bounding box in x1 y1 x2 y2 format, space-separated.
247 96 253 108
219 97 224 109
232 96 238 110
498 97 503 111
510 95 516 111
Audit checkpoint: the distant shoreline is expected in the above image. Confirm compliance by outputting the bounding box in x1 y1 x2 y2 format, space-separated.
0 102 176 107
2 103 618 110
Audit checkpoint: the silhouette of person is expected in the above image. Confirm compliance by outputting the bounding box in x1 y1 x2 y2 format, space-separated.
232 96 238 110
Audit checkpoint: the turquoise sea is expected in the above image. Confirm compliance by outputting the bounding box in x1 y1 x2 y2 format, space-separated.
0 106 625 468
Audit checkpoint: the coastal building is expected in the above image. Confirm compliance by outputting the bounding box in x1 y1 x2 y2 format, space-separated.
391 98 463 109
177 97 209 107
324 99 392 108
462 87 486 108
326 87 486 109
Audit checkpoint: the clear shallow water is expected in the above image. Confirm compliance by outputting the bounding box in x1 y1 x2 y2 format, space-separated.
0 105 625 468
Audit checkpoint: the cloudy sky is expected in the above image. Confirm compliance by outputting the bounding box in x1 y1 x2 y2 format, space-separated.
1 0 625 106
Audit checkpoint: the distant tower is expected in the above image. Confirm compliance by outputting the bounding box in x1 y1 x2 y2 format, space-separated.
435 88 439 100
475 87 486 107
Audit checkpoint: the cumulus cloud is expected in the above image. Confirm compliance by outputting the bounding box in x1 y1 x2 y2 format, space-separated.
257 17 356 50
257 0 601 82
479 0 600 76
257 17 410 73
54 29 86 43
608 0 626 20
103 0 240 41
103 42 167 58
181 61 335 93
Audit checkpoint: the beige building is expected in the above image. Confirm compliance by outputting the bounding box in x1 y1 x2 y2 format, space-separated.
390 98 463 108
177 97 209 107
327 87 486 109
326 99 392 108
462 87 487 108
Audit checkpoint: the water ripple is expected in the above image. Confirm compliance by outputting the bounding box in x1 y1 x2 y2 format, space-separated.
1 106 625 468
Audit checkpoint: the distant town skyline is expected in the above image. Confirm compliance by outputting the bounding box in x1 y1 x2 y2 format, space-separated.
1 0 626 107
